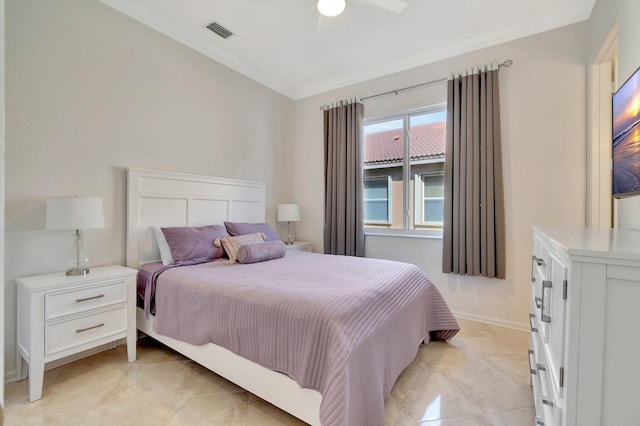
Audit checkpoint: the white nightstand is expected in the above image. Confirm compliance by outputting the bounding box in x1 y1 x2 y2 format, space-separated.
285 241 312 252
16 265 138 402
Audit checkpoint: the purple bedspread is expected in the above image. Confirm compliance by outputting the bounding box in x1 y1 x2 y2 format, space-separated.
150 251 459 426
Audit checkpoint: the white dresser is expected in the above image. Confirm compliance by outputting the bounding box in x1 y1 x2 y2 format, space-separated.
530 226 640 426
16 265 138 402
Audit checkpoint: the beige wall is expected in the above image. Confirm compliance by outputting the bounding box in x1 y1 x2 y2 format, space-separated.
293 23 589 329
4 0 294 379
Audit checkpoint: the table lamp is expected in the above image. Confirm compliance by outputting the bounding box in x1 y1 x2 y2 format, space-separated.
277 204 301 245
46 196 105 276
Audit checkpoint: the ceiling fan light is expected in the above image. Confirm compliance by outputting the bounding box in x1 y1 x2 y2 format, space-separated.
317 0 346 17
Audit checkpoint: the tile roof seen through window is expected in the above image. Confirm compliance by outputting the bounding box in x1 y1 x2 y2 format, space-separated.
364 122 446 165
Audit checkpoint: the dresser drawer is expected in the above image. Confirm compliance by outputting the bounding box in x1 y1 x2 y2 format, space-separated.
530 338 544 425
45 279 127 320
537 348 561 426
45 306 127 356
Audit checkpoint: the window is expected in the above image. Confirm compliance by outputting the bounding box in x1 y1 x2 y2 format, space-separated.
363 105 446 233
415 173 444 227
364 177 392 224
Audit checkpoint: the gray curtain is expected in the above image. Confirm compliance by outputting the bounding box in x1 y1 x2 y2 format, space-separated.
442 66 506 278
323 102 365 256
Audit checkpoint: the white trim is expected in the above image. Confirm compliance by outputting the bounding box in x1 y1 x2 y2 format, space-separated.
414 172 445 228
453 311 529 332
365 229 443 239
587 26 617 228
363 175 392 225
294 4 594 99
98 1 593 100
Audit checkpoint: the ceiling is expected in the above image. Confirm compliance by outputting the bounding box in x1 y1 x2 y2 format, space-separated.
98 0 596 100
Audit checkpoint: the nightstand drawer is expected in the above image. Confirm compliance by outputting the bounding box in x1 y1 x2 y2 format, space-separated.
45 279 127 320
45 306 127 356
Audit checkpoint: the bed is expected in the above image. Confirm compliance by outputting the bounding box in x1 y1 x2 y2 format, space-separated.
126 167 459 426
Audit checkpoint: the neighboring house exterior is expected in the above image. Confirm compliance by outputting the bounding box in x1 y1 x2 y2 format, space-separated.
364 120 446 230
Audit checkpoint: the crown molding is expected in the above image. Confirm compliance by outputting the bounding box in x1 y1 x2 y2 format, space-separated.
100 0 594 101
292 2 594 99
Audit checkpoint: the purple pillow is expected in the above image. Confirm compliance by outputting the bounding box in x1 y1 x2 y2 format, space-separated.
161 225 229 263
224 221 280 242
236 241 286 264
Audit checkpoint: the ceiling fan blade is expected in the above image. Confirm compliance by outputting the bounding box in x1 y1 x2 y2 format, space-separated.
359 0 407 13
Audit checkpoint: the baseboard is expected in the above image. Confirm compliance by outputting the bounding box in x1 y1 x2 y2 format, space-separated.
6 339 126 384
453 310 529 332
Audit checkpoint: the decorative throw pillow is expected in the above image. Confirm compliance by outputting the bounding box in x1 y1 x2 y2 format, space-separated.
153 226 175 265
236 241 286 264
161 225 229 263
214 232 267 264
223 221 280 242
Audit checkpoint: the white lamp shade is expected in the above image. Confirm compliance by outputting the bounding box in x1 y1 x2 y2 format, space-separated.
277 204 301 222
46 196 105 231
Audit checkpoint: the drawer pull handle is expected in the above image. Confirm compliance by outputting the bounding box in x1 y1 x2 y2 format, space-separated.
541 280 552 323
537 363 546 372
76 294 105 303
536 417 545 425
533 255 545 266
76 323 105 333
528 349 537 375
529 314 538 332
535 297 542 309
542 399 554 407
531 256 536 283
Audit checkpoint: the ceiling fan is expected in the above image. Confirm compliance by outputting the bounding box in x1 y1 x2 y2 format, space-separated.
317 0 407 17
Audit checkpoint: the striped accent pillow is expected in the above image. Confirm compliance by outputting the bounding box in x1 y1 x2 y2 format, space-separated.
214 232 267 264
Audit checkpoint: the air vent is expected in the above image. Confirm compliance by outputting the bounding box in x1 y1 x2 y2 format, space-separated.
206 22 233 39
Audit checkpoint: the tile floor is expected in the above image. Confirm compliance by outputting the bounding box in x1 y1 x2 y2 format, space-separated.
5 319 534 425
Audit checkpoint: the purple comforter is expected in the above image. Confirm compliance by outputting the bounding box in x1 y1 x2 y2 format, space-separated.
149 250 459 426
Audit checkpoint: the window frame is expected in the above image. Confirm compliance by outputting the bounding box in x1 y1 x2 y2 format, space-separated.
363 175 393 226
363 103 446 238
414 171 445 228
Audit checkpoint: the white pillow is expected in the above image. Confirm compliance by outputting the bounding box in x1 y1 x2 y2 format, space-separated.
152 226 174 265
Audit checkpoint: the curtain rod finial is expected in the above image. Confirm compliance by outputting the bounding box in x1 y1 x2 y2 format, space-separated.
500 59 513 68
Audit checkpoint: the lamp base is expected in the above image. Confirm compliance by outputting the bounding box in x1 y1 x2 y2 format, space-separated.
286 222 295 245
66 267 90 276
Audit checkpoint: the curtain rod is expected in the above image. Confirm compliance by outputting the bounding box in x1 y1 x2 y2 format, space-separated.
319 98 359 111
358 59 514 103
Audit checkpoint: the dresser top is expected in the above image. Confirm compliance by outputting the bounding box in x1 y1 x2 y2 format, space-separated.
534 226 640 261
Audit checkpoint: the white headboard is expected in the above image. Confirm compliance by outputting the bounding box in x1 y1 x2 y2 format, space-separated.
126 168 266 268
